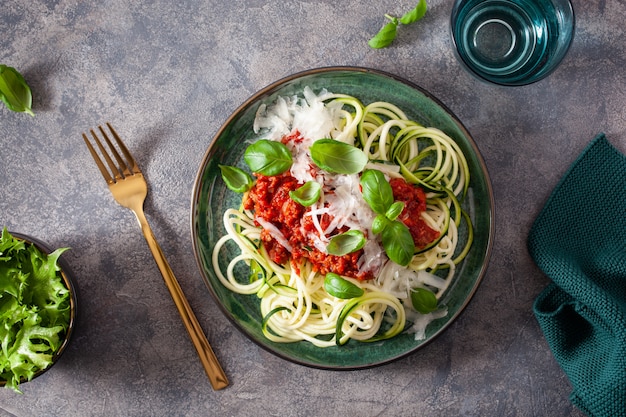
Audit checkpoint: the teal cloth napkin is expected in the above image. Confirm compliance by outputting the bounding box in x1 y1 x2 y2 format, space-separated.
529 134 626 417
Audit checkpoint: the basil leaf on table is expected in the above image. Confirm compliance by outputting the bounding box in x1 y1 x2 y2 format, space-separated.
0 65 34 116
368 17 399 49
359 169 394 215
244 139 293 176
400 0 428 25
323 272 364 299
289 181 321 206
309 139 368 174
219 165 254 193
368 1 428 49
326 230 366 256
410 287 438 314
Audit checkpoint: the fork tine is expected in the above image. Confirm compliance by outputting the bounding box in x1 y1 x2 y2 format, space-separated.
97 125 131 178
105 123 141 175
88 127 125 181
82 132 115 184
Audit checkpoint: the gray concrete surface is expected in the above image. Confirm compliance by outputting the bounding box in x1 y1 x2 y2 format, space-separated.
2 0 624 416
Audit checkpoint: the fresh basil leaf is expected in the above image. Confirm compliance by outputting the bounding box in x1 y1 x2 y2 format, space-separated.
309 139 368 174
369 2 428 49
324 272 364 299
289 181 321 206
410 287 438 314
381 220 414 266
360 169 394 215
244 139 292 176
386 201 405 221
368 18 398 49
372 214 389 234
400 0 428 25
0 65 34 116
326 230 366 256
219 164 254 193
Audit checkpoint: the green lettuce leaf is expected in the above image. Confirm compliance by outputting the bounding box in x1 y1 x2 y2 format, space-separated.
0 228 70 393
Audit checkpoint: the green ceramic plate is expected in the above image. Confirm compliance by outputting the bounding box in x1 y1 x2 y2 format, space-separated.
191 67 494 369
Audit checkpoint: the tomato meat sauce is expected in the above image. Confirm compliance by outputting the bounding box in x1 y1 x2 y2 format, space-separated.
244 172 438 281
389 178 440 248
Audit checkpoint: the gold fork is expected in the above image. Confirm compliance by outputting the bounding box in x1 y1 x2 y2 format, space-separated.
83 123 229 390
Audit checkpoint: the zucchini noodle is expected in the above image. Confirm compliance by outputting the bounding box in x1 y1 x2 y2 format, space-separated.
213 87 473 346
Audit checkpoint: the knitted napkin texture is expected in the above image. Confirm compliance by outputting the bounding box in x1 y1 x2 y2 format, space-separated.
529 134 626 417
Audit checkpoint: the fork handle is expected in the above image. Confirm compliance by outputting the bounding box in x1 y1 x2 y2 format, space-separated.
134 211 229 390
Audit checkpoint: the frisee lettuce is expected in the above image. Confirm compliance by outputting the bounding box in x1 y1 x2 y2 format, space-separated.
0 228 70 393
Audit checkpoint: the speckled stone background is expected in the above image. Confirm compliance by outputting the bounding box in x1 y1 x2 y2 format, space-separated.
1 0 625 416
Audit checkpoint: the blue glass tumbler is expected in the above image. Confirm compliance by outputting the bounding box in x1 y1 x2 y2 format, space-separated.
451 0 575 86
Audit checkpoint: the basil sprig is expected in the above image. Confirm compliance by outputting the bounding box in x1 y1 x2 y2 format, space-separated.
0 65 34 116
309 139 368 174
368 0 428 49
289 181 321 206
244 139 293 176
326 230 366 256
324 273 364 299
368 15 399 49
410 287 438 314
219 165 254 193
360 169 414 266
